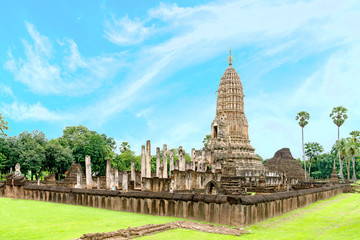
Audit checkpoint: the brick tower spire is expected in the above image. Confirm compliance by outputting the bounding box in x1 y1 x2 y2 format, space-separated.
207 50 264 171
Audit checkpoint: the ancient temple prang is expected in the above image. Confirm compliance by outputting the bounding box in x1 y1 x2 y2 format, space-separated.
205 49 264 172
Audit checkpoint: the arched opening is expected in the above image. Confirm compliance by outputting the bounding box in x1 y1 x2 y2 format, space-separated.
205 180 219 195
213 126 218 138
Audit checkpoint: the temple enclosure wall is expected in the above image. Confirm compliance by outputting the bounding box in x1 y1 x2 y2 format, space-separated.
0 184 349 226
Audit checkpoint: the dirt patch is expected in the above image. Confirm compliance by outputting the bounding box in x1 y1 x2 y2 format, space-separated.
76 221 251 239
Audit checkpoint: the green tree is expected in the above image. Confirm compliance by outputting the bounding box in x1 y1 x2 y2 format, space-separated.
44 139 74 180
311 153 337 179
101 134 116 151
0 136 21 174
60 125 91 162
330 106 348 183
84 133 113 175
349 131 360 182
0 152 6 178
203 135 211 148
119 142 131 153
18 131 48 180
0 113 9 137
114 144 138 172
305 142 323 178
60 125 115 175
296 111 310 181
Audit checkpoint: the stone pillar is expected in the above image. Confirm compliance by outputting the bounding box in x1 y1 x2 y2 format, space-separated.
122 172 128 192
141 145 146 179
131 161 135 183
114 167 119 189
106 158 111 190
85 156 93 189
191 148 195 162
163 144 168 178
169 149 174 177
197 150 206 173
179 146 185 171
146 140 151 178
75 172 82 188
110 170 115 190
97 177 100 189
156 147 160 177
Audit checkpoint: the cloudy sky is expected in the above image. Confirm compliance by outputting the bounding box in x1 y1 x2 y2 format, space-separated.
1 0 359 159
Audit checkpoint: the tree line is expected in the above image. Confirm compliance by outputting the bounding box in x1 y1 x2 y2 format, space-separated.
296 106 359 182
0 120 190 180
1 105 359 182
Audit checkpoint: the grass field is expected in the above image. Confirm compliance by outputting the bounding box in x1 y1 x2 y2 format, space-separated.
1 194 360 239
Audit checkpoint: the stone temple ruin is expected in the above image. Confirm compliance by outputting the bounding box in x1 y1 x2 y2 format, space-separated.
52 51 304 195
0 51 348 228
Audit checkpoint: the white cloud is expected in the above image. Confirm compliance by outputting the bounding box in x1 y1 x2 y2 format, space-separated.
97 1 355 110
0 101 70 122
246 43 360 159
104 15 153 45
4 0 360 161
4 22 124 96
0 83 14 97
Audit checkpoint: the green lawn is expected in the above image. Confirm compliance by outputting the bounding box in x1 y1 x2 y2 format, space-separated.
0 198 181 240
1 194 359 240
140 194 360 240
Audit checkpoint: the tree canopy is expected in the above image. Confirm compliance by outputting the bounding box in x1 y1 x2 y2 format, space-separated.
0 113 9 137
295 111 310 128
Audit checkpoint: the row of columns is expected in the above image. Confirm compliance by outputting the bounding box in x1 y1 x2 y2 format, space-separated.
140 141 202 179
85 156 129 191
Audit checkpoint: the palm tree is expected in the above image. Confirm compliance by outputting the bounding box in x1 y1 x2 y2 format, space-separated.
349 131 360 182
296 111 310 181
330 106 348 183
343 138 352 183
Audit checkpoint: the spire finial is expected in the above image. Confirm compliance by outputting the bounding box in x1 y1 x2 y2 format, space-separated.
226 48 235 65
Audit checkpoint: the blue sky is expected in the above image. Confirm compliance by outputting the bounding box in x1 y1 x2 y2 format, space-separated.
1 0 360 159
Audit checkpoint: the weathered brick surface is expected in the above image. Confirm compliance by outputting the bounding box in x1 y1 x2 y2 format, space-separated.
2 184 347 226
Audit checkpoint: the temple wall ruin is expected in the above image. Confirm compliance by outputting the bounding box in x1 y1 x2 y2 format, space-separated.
0 184 348 226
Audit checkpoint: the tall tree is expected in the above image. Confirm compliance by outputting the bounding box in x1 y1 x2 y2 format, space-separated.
296 111 310 181
44 139 74 180
119 142 130 153
340 138 352 182
18 131 48 180
305 142 323 178
60 125 115 175
330 106 348 183
349 131 360 182
0 136 21 174
0 113 9 137
0 152 6 178
114 143 138 171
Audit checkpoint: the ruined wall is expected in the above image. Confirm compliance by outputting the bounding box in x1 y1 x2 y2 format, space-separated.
0 184 347 226
171 170 222 191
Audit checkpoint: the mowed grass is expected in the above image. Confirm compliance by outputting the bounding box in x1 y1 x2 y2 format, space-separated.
140 194 360 240
1 194 360 240
0 198 181 240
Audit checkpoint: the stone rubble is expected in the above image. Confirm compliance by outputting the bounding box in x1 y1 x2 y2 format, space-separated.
77 221 252 239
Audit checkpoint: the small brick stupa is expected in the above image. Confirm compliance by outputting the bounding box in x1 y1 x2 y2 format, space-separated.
264 148 305 181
